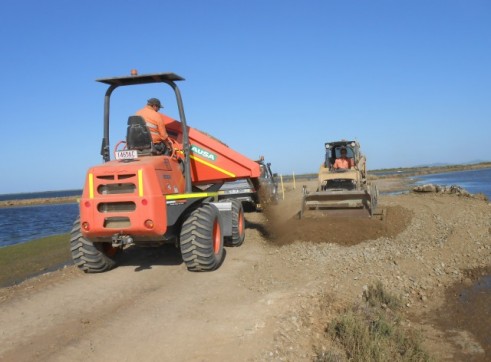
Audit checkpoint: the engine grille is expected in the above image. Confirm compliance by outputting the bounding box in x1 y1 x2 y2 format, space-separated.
98 202 136 213
103 217 131 228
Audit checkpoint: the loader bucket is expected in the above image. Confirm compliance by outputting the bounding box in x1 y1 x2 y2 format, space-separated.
300 186 378 219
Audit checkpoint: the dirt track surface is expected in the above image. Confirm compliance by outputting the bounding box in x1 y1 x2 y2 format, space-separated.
1 179 490 361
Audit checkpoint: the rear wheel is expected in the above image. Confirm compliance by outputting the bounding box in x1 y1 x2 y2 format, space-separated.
179 204 224 272
70 217 117 273
223 199 245 247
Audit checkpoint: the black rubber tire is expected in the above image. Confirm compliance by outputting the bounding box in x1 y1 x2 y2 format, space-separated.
179 204 224 272
370 184 379 216
223 199 245 247
70 217 116 273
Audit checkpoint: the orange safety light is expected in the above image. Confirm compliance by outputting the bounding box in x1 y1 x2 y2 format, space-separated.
131 69 138 76
144 219 154 229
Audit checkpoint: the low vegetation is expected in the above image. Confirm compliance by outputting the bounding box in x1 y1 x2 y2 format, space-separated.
315 282 433 362
0 234 71 288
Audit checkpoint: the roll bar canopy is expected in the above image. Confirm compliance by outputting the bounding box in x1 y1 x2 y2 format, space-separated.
96 72 192 192
96 72 185 86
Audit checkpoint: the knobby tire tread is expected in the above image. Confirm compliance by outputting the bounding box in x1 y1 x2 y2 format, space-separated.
179 204 224 272
70 218 116 273
223 199 245 247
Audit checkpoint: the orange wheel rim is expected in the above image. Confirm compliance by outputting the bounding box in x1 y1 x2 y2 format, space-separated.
238 210 244 236
212 219 221 254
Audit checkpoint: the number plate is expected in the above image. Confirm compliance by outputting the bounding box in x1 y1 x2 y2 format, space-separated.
115 150 138 160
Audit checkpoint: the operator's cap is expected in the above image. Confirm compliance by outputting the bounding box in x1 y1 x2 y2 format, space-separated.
147 98 163 109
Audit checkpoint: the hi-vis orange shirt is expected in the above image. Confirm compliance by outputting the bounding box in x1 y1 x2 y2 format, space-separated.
333 157 353 169
136 106 171 143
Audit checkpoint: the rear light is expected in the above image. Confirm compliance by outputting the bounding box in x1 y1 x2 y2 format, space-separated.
82 222 90 231
84 201 91 207
142 199 148 206
144 219 154 229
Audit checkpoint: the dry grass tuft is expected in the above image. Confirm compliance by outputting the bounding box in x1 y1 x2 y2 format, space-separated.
314 282 433 362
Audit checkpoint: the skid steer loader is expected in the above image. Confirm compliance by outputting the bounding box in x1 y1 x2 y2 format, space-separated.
300 140 378 218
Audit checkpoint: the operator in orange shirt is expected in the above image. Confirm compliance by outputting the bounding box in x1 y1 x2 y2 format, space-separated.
333 147 354 169
136 98 172 153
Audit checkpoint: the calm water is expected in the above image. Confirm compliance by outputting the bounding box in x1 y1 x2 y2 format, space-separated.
0 203 79 248
415 168 491 199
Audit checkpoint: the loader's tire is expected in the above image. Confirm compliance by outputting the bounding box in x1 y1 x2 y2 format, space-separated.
223 199 245 247
370 184 379 216
271 186 279 205
179 204 224 272
70 218 116 273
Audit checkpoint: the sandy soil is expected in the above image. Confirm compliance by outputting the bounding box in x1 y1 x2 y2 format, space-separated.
0 178 490 361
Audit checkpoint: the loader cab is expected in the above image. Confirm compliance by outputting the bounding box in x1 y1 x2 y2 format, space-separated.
217 158 278 211
258 160 278 203
324 141 359 169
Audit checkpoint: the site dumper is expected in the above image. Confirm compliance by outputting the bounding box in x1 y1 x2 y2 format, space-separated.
71 72 260 273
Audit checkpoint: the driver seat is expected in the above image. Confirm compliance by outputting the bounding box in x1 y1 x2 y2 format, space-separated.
126 116 156 155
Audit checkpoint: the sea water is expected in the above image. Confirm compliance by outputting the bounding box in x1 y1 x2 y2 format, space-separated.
0 203 79 248
415 168 491 199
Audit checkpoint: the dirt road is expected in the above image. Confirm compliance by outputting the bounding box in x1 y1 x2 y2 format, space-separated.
1 179 490 361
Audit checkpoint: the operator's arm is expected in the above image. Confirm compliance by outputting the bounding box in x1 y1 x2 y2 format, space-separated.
157 114 169 142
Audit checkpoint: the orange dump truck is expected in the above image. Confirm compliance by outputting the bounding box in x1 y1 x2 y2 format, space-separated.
70 72 260 273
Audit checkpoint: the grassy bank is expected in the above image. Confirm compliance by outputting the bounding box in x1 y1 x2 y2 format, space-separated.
0 234 72 288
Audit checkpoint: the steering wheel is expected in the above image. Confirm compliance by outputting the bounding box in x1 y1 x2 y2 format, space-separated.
165 137 179 159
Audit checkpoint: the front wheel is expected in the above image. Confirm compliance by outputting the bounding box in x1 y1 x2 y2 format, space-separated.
70 217 117 273
179 204 224 272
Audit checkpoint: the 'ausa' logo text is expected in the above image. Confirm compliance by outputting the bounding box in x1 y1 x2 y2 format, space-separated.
191 145 216 161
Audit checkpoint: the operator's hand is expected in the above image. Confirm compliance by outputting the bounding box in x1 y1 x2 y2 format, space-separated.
164 137 176 157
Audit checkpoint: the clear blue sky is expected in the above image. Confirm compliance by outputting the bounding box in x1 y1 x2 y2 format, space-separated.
1 0 490 194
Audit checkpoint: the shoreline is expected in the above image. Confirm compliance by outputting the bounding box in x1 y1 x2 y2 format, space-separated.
0 196 79 208
1 162 490 208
